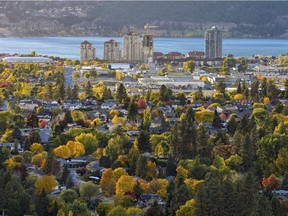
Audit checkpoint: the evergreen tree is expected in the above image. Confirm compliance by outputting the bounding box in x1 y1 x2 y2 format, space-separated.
166 155 177 176
135 155 148 179
43 152 55 175
169 178 192 216
64 110 73 124
11 126 23 143
35 189 49 216
58 82 65 100
196 125 211 161
61 164 70 184
145 202 164 216
66 85 72 98
51 201 59 216
270 195 282 216
170 123 181 160
137 130 150 153
66 175 74 189
47 83 53 99
72 84 79 98
261 78 268 98
27 114 39 128
115 83 128 104
251 196 273 216
127 100 138 121
240 133 254 169
212 109 222 128
250 80 260 101
227 115 237 136
133 180 143 199
84 81 93 97
237 82 242 94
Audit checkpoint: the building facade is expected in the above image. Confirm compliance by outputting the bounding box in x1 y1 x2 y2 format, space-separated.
205 26 222 59
122 32 141 64
103 39 121 62
141 34 154 64
80 40 95 62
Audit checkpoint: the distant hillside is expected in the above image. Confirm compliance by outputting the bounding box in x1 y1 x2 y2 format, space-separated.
1 1 288 37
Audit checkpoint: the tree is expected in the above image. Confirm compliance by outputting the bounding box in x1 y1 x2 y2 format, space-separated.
227 115 237 136
80 181 99 201
133 180 144 199
72 84 79 98
75 133 98 155
116 83 128 104
66 141 85 158
30 143 44 154
143 107 152 130
60 164 70 184
138 99 147 109
116 175 136 196
215 80 226 94
176 199 198 216
196 125 211 160
35 189 49 216
35 175 58 194
183 60 196 73
136 155 148 179
137 130 150 153
100 168 116 196
27 113 39 128
212 109 222 128
84 81 93 97
127 100 138 121
54 145 71 159
64 110 73 125
11 126 23 143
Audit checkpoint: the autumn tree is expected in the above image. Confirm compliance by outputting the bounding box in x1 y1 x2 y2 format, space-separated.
75 133 98 155
66 141 85 158
30 143 44 154
116 175 136 196
35 175 58 194
183 60 196 73
100 168 116 196
80 181 99 201
54 145 71 159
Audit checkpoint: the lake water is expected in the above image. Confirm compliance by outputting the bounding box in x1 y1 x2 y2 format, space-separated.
0 37 287 60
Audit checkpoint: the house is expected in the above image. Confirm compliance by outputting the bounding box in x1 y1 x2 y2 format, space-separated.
101 101 117 110
19 99 41 111
43 101 60 111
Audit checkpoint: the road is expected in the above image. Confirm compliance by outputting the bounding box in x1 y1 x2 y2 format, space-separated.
65 67 75 88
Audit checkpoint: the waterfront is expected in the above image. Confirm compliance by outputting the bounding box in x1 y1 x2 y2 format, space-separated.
0 37 287 59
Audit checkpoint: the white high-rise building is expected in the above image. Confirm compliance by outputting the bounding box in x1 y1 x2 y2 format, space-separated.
141 34 154 64
122 32 141 64
205 26 222 59
80 40 96 62
103 39 121 62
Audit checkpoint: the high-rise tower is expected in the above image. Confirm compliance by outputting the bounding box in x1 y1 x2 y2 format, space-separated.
122 32 141 64
103 39 121 62
205 26 222 59
80 40 96 62
141 35 154 64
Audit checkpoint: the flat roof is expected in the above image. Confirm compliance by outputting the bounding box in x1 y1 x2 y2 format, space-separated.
3 57 52 63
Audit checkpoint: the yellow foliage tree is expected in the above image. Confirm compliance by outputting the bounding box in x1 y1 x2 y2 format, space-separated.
35 175 58 194
109 110 119 117
31 154 45 168
113 168 128 181
54 145 71 159
176 166 189 181
176 199 198 216
100 168 116 196
5 155 23 170
147 161 157 179
263 97 271 105
233 93 245 100
66 141 85 158
112 115 120 124
185 178 204 192
30 143 44 154
116 175 136 196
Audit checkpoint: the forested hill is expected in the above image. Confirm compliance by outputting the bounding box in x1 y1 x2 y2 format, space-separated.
1 1 288 37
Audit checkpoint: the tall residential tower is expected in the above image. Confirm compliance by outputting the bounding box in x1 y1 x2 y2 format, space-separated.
80 40 96 62
103 39 121 62
122 32 141 64
141 34 154 64
205 26 222 59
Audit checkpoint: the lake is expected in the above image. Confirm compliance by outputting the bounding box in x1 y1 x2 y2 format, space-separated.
0 37 287 59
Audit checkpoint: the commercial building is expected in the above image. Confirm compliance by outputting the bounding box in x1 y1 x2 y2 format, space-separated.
122 32 141 64
141 34 154 64
205 26 222 59
103 39 121 62
80 40 95 62
2 56 53 66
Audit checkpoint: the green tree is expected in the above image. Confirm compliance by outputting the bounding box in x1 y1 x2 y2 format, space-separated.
137 130 150 153
35 189 49 216
136 155 148 179
72 84 79 98
196 125 211 161
127 100 138 121
183 60 196 73
84 81 93 97
143 107 152 130
116 84 128 104
60 189 78 203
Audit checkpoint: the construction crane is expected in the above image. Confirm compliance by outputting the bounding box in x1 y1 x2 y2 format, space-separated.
144 23 159 34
